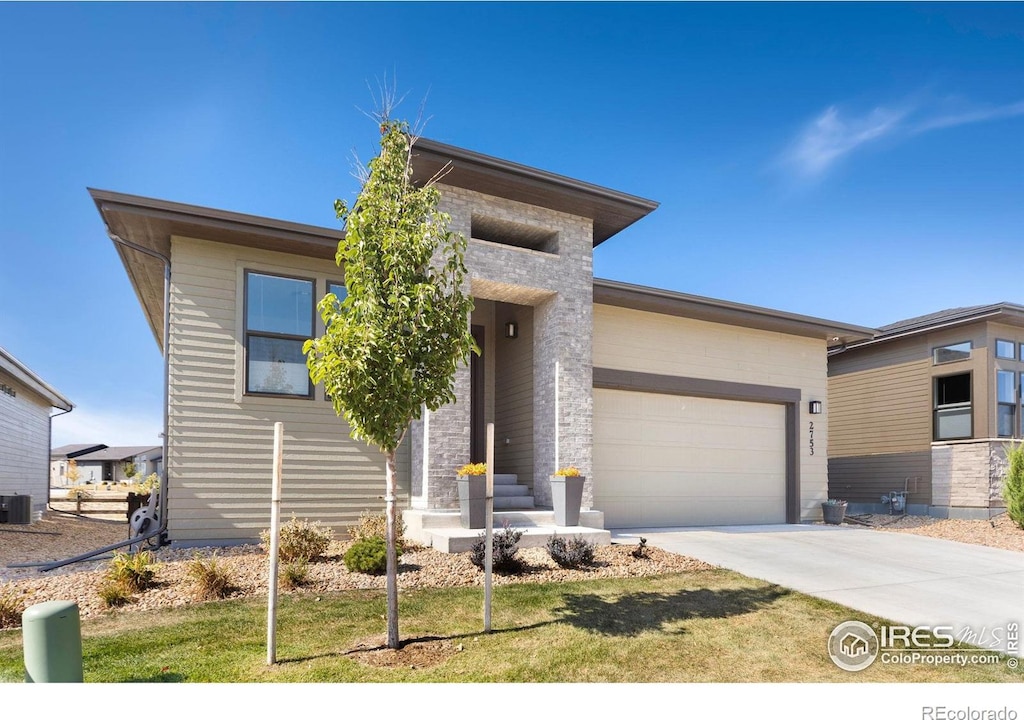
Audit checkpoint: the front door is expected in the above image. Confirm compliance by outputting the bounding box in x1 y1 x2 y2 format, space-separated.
470 325 485 463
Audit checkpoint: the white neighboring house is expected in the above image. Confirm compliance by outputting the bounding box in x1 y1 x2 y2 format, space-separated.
0 346 73 514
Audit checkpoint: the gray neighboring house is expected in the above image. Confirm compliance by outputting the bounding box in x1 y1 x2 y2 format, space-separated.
0 346 73 513
90 137 872 547
51 445 162 486
828 303 1024 518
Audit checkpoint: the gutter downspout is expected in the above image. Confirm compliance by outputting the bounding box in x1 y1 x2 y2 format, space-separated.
19 233 172 572
46 407 73 510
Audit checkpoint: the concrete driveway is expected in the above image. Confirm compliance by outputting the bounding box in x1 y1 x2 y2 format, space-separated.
613 524 1024 656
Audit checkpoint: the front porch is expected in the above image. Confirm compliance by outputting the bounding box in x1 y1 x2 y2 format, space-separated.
405 507 609 553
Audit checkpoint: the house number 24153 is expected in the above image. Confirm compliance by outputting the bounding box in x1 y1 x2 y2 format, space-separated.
809 421 815 456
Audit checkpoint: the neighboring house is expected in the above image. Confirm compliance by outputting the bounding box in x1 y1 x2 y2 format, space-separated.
50 443 107 486
828 303 1024 519
1 346 73 513
90 138 871 546
74 446 163 485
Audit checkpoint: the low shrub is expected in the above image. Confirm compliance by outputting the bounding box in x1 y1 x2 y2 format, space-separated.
97 582 132 608
186 553 233 600
260 516 333 562
138 473 160 495
106 550 157 593
348 509 406 550
0 585 22 628
343 536 403 575
1003 442 1024 530
470 522 524 573
546 535 596 568
281 560 309 590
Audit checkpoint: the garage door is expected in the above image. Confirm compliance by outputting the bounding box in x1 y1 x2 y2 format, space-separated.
593 388 787 528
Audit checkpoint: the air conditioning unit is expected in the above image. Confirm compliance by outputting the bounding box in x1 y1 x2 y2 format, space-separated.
3 494 32 524
0 495 7 523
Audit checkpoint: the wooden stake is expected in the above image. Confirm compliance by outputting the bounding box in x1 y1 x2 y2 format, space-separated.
266 422 284 665
484 422 494 632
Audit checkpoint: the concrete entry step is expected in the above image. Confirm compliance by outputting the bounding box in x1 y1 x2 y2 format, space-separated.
494 496 535 509
404 509 607 553
494 484 531 497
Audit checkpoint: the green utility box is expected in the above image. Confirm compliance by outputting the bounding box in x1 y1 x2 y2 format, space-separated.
22 601 83 682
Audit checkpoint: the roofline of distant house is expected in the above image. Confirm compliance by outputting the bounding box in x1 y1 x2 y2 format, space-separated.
830 302 1024 356
0 346 73 411
593 278 876 346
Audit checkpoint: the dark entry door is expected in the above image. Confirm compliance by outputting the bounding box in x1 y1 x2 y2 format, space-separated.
470 325 485 463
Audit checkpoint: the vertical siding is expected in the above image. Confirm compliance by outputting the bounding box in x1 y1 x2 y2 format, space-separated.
593 304 828 521
494 303 534 487
167 236 409 544
0 373 51 510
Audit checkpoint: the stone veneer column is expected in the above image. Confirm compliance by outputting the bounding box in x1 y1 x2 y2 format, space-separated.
410 184 594 510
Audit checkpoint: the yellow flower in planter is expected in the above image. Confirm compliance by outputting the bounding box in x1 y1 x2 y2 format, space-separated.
554 466 581 477
456 462 487 477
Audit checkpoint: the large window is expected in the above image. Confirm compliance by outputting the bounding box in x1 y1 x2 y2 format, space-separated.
932 341 971 365
934 372 972 440
995 339 1016 360
245 271 314 397
997 370 1017 438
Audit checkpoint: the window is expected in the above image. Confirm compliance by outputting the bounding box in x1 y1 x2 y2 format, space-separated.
934 373 972 440
244 271 314 397
995 339 1016 360
932 341 971 365
326 280 347 312
997 370 1017 438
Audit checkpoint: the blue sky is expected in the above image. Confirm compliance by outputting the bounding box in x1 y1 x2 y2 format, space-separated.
1 3 1021 448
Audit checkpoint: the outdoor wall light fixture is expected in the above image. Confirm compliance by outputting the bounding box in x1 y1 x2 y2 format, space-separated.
504 321 518 339
809 401 823 415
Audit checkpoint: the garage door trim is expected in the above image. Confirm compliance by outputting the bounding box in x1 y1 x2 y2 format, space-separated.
593 367 801 524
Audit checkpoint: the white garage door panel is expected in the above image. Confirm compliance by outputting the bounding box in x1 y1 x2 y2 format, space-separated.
594 389 787 528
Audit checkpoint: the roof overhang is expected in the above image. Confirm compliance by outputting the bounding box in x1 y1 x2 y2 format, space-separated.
411 138 659 246
0 346 73 411
89 189 344 349
594 278 876 348
833 303 1024 355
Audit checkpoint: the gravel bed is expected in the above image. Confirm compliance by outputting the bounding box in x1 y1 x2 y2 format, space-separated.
3 510 1021 627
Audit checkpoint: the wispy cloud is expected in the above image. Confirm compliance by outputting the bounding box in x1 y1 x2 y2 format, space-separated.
781 96 1024 180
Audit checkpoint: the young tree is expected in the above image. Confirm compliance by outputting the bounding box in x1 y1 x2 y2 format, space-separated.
66 459 80 486
305 118 476 649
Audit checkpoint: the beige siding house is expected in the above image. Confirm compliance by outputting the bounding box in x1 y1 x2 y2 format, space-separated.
828 304 1024 518
90 138 871 547
0 347 73 515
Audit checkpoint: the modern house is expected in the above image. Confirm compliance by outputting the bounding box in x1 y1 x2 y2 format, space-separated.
51 445 163 486
1 346 73 516
90 138 872 547
828 303 1024 518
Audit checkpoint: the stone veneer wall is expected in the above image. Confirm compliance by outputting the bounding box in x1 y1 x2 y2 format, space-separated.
931 440 1010 519
411 184 594 510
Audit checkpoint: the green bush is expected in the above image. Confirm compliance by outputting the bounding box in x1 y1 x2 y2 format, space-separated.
470 522 524 573
186 553 233 600
97 582 132 608
348 509 406 550
106 550 157 593
261 516 333 562
546 535 596 568
0 584 22 628
281 560 309 590
1003 442 1024 530
343 536 402 575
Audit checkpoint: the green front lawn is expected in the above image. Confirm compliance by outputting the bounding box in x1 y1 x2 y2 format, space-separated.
0 570 1018 682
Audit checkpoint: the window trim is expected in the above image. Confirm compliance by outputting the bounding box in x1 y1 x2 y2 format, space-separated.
995 338 1016 360
996 369 1018 439
322 279 347 401
933 371 973 441
243 269 316 399
931 341 972 365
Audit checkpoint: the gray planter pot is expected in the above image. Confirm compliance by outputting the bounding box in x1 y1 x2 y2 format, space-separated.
458 476 486 529
551 475 585 526
822 501 847 525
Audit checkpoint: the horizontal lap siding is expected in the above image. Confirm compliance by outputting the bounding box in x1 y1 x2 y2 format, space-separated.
167 236 409 544
828 452 932 505
593 304 828 521
0 375 50 510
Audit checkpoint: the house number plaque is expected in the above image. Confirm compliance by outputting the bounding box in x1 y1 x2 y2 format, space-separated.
809 421 815 456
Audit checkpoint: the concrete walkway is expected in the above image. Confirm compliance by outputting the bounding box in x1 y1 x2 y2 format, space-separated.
613 524 1024 656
